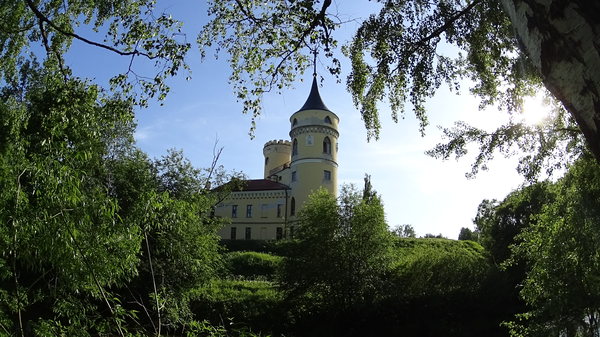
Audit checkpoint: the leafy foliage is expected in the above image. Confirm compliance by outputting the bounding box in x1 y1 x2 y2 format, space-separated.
458 227 479 241
0 71 140 335
200 1 595 179
391 224 417 238
199 0 340 135
475 182 554 265
427 107 585 180
507 155 600 336
0 68 228 335
0 0 190 107
224 251 282 281
281 183 394 310
189 279 284 333
392 238 490 297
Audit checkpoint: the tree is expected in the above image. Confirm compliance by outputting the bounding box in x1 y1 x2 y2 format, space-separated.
0 70 142 336
105 145 234 333
201 0 598 175
506 155 600 337
458 227 479 242
474 182 554 265
281 183 394 311
0 66 227 335
423 233 446 239
0 0 190 107
500 1 600 163
392 224 417 238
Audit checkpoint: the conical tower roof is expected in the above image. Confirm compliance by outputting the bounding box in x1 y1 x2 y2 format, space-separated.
297 76 331 112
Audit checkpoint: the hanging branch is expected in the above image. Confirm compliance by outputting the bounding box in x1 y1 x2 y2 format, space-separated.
64 221 126 337
13 169 27 337
24 0 156 59
37 19 68 80
144 231 161 337
266 0 332 90
411 0 484 50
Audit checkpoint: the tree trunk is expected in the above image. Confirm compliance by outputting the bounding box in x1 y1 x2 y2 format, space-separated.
501 0 600 162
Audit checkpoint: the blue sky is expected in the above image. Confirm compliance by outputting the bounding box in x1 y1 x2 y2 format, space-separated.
64 1 546 238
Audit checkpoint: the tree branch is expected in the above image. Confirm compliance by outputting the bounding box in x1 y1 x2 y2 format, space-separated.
144 231 161 337
233 0 266 25
412 0 484 48
37 18 67 80
267 0 332 91
25 0 156 59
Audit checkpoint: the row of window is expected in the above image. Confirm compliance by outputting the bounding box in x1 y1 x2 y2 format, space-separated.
292 136 332 156
291 170 331 182
231 198 299 218
231 203 288 218
292 116 332 126
230 226 295 240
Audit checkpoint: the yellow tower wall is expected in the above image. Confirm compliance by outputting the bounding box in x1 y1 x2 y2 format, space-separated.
288 108 339 218
263 140 291 179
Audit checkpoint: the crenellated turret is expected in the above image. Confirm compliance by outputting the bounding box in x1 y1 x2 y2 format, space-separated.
263 139 291 179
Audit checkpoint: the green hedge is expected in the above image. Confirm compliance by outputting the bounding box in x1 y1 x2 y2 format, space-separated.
220 239 299 256
189 279 286 333
224 251 282 280
391 238 490 296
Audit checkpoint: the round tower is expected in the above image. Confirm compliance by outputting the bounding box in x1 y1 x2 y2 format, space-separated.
263 139 292 179
288 76 339 217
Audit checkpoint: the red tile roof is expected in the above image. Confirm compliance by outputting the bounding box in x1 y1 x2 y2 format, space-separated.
214 179 290 192
237 179 290 191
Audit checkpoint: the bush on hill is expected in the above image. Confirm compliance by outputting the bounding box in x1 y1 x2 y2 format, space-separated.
224 251 282 280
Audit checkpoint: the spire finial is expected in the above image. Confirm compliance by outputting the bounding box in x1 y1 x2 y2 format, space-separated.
312 49 318 77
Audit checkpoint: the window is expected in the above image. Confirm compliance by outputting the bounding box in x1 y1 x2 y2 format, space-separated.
277 204 283 218
292 118 298 126
324 116 332 124
231 205 237 218
230 227 237 240
246 204 252 218
323 136 331 154
276 227 283 240
324 170 331 181
291 171 297 182
290 197 296 216
265 157 269 165
261 203 268 218
245 227 251 240
292 138 298 156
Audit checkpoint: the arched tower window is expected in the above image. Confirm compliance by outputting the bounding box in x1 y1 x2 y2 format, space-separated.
265 157 269 165
324 116 332 124
292 138 298 156
292 118 298 126
323 136 331 155
290 197 296 216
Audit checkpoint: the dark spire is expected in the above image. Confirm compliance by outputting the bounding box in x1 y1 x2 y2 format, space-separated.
297 76 331 112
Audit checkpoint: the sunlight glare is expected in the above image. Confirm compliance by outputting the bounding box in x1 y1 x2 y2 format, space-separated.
521 94 549 126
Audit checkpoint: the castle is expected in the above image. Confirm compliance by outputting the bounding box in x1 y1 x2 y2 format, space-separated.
215 76 339 240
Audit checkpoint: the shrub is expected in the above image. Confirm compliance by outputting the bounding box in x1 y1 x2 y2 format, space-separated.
188 279 285 333
391 238 490 296
224 251 282 280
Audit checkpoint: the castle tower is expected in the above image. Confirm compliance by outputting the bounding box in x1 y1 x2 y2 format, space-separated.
288 76 339 217
263 139 292 179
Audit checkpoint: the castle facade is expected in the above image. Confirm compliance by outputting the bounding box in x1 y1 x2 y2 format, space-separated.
215 77 339 240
